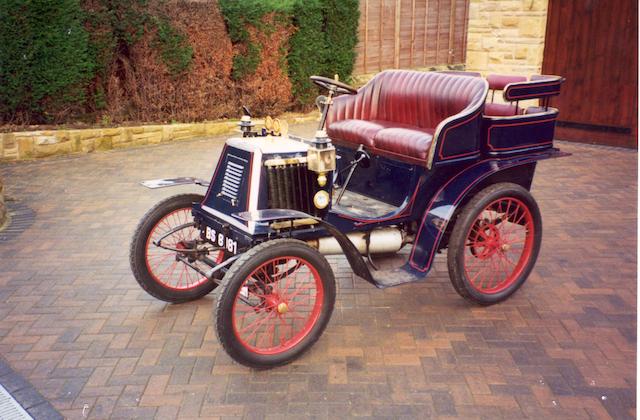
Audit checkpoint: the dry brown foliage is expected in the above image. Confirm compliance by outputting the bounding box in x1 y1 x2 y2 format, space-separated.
235 13 294 117
118 7 294 123
103 1 237 123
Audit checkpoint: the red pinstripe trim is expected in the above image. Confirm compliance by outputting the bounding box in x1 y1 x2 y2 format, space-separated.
489 140 553 152
486 117 556 151
505 81 562 100
439 149 479 160
408 158 491 269
408 157 539 272
437 112 481 160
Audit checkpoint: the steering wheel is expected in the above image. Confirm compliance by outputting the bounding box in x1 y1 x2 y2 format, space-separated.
310 75 358 95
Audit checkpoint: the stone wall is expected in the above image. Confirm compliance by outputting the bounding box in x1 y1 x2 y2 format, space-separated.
0 122 236 161
0 176 5 228
466 0 548 76
0 113 315 162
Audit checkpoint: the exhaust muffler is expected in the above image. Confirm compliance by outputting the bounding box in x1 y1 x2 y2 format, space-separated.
307 227 406 256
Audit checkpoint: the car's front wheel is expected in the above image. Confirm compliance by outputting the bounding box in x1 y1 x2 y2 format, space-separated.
130 194 223 303
215 239 336 368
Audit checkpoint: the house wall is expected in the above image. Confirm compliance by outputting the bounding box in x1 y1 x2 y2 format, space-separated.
465 0 548 75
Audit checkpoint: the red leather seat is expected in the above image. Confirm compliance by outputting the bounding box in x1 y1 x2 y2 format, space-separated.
326 70 487 165
484 102 521 116
326 120 393 148
484 74 527 117
374 125 434 161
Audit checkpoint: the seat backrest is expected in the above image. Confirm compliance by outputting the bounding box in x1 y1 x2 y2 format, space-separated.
345 70 488 130
486 74 527 92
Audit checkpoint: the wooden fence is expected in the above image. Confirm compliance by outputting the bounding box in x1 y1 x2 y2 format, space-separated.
354 0 470 74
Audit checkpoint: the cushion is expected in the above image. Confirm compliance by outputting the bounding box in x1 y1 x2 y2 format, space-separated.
326 119 392 148
484 103 521 116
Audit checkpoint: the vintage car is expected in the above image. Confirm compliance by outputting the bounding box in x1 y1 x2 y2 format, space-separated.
130 70 566 368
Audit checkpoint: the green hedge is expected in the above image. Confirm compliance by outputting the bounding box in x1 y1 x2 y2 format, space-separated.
219 0 295 80
153 16 194 77
0 0 93 123
322 0 360 82
0 0 360 124
0 0 195 122
219 0 360 106
288 0 326 105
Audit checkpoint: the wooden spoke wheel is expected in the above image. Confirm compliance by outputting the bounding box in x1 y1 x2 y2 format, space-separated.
215 239 335 368
447 183 542 305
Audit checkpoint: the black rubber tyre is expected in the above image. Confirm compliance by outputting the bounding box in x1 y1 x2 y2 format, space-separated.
447 183 542 305
215 239 336 369
130 194 221 303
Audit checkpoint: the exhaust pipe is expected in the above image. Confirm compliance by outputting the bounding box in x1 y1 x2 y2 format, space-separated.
307 227 406 256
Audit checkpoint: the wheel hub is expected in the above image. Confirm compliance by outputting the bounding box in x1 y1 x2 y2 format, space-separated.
277 302 289 314
262 293 289 314
175 240 200 262
472 222 507 259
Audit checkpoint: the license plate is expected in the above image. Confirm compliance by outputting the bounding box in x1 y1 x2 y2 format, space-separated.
204 226 238 254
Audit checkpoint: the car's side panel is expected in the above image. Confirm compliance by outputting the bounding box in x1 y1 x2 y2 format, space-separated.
408 149 566 273
482 110 559 155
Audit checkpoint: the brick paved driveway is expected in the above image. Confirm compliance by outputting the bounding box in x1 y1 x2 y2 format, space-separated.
0 127 636 419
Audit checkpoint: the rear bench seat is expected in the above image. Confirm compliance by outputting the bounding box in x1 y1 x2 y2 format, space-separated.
484 74 527 116
326 70 488 166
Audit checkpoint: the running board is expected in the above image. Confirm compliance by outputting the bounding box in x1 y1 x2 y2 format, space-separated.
369 266 427 288
364 252 428 289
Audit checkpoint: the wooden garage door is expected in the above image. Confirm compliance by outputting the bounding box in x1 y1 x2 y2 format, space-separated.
542 0 638 147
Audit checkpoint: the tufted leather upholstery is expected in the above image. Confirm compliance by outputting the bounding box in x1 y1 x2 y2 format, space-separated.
327 120 393 147
374 125 435 161
326 70 488 165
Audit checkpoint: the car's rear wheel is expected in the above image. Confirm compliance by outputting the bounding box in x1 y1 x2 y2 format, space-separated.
130 194 223 303
447 183 542 305
215 239 336 368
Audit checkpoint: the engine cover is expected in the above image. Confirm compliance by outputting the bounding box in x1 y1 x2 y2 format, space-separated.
199 136 332 234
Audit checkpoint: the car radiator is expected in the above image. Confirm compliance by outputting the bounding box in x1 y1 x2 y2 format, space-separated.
264 157 318 215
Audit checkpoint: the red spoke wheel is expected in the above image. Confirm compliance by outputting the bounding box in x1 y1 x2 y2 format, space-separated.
447 183 542 305
130 194 223 303
215 239 335 368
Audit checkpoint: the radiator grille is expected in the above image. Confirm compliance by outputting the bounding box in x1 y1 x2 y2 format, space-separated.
266 161 317 214
220 160 243 203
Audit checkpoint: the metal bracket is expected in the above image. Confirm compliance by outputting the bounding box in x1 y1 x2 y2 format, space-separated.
140 177 210 189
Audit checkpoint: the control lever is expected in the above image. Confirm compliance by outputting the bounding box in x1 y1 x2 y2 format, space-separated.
335 145 368 205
